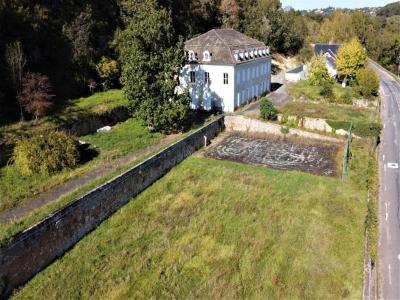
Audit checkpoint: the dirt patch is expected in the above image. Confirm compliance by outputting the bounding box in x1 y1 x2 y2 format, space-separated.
205 134 340 177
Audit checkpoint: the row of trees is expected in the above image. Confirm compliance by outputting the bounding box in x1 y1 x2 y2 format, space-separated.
1 0 398 130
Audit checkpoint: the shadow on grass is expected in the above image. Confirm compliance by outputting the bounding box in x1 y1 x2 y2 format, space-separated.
78 143 100 164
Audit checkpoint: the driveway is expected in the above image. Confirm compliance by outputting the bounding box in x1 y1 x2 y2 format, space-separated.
373 63 400 300
243 71 292 113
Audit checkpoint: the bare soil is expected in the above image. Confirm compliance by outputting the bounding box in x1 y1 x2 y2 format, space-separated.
205 134 340 177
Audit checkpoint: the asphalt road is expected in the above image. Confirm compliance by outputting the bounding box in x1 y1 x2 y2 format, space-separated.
374 63 400 300
243 71 291 113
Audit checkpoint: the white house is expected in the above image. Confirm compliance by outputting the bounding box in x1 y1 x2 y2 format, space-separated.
313 44 341 78
180 29 272 113
285 65 308 82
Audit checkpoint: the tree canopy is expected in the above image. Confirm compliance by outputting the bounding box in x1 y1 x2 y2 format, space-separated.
336 38 368 83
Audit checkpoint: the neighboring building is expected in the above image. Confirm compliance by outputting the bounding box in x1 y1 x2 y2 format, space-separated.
285 65 308 82
180 29 272 113
312 43 341 78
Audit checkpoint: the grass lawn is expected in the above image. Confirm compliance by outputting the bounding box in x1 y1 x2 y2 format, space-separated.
0 118 164 218
280 101 380 124
288 80 355 103
0 89 128 144
12 139 375 299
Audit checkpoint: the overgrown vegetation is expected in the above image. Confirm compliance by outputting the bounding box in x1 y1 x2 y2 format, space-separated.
0 118 164 217
260 98 278 120
12 146 374 298
13 132 79 176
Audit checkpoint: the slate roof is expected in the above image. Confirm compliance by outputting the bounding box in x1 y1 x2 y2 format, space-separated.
326 56 336 69
313 44 341 57
287 65 305 74
184 29 268 65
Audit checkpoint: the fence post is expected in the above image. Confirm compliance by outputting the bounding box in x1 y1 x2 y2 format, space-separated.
342 122 353 179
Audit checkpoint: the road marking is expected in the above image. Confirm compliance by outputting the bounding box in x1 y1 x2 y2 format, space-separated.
389 264 392 285
386 202 389 221
397 254 400 261
384 124 386 129
385 185 387 191
383 154 385 161
394 122 397 128
388 163 399 169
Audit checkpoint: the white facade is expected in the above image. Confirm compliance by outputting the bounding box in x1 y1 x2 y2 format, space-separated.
285 65 308 82
180 58 272 113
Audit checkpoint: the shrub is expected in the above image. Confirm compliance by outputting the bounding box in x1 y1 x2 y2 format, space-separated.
13 132 79 176
320 81 334 100
356 68 380 98
308 55 331 86
260 98 278 120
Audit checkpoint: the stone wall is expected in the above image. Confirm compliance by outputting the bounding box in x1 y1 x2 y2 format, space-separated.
0 117 224 297
225 115 341 143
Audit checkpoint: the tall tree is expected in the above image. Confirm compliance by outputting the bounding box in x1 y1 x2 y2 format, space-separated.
317 11 355 43
17 72 55 121
5 41 26 121
336 38 367 85
219 0 239 28
120 0 190 133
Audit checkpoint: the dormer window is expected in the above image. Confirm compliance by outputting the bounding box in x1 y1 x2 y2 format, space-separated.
203 51 211 62
188 50 197 62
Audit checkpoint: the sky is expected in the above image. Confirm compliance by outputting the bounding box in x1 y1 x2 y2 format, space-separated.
280 0 395 10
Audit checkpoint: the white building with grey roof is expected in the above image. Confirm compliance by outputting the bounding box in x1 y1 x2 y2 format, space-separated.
313 44 342 78
179 29 272 113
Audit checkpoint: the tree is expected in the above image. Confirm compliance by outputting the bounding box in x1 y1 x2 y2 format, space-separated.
219 0 239 28
17 73 55 121
317 11 355 44
308 55 330 86
5 41 26 120
241 1 306 54
96 57 119 90
120 0 190 133
356 68 380 98
336 38 367 85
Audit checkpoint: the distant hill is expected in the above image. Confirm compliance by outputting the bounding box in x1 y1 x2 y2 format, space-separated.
377 1 400 16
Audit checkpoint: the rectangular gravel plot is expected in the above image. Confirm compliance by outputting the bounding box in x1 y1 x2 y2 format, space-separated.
205 135 340 177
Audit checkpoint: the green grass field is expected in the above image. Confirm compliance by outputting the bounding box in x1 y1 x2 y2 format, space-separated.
280 101 380 124
0 118 164 219
12 139 375 299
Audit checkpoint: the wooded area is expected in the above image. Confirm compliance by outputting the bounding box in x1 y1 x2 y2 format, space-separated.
0 0 399 125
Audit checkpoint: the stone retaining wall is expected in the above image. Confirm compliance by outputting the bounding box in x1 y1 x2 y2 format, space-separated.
225 115 341 143
0 117 224 297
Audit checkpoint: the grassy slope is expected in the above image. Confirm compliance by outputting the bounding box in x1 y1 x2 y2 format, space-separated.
13 140 372 299
280 101 380 124
0 89 128 144
0 118 163 216
288 80 354 102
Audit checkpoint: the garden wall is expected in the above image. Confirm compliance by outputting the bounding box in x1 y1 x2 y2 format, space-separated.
0 117 224 297
225 115 341 143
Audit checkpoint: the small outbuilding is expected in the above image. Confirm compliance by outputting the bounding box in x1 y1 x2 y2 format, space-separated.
312 43 341 78
285 65 308 82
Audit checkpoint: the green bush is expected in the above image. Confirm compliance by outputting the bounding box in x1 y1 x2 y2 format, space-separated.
320 81 334 100
13 131 79 175
356 68 380 98
260 98 278 121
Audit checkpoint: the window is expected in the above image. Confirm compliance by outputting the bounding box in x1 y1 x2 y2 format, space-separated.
203 51 212 62
204 72 210 84
190 71 196 83
223 73 229 84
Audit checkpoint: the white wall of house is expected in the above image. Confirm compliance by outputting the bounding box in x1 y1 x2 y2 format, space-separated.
181 64 235 112
180 57 271 113
234 57 272 109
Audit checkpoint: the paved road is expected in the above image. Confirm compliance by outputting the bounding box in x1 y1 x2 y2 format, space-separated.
374 63 400 300
243 71 291 113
